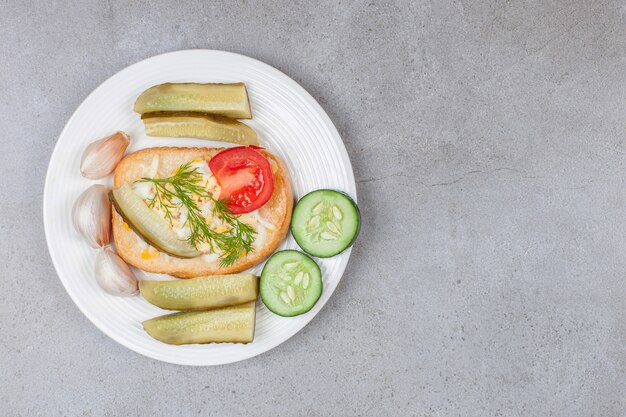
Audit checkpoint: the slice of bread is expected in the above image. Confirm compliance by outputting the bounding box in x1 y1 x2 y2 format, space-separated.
112 147 292 278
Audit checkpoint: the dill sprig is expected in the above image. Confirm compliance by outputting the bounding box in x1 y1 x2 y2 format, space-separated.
138 162 256 267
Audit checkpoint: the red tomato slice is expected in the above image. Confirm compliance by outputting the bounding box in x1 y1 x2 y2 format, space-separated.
208 146 275 214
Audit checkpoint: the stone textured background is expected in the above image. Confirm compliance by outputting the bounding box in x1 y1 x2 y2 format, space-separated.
1 1 625 416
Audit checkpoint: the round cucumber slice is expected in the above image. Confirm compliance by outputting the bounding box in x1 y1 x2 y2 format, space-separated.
260 250 322 317
291 189 360 258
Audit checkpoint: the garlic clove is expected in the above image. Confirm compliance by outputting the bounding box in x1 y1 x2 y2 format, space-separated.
73 185 112 248
80 131 130 179
95 247 138 296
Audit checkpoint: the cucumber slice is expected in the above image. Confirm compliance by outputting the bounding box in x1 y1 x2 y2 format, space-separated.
260 250 322 317
143 301 256 345
142 112 259 145
291 190 360 258
140 274 258 311
110 184 201 258
134 83 252 119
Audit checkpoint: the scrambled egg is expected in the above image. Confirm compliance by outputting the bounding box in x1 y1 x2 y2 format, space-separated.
132 157 274 260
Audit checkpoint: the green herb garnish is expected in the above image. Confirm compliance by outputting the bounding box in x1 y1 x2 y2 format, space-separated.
138 162 256 267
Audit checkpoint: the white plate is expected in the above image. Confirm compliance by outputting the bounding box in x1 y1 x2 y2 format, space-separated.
43 50 356 366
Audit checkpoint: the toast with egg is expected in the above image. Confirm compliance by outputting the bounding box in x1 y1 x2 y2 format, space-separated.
112 147 292 278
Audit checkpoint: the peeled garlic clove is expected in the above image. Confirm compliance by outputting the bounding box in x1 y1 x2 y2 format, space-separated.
80 131 130 179
95 247 138 296
73 185 111 248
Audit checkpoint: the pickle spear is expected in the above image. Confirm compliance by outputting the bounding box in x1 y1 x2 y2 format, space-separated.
142 112 259 145
140 274 258 311
110 184 201 258
134 83 252 119
143 301 256 345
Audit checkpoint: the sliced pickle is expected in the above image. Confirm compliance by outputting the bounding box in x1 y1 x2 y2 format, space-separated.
142 112 259 145
134 83 252 119
140 274 258 311
110 184 201 258
143 301 256 345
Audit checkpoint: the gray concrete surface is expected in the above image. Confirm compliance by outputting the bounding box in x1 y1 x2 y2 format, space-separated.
1 1 625 416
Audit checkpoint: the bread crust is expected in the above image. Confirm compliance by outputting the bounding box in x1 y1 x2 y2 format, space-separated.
112 147 292 278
